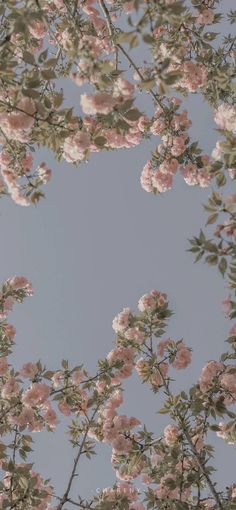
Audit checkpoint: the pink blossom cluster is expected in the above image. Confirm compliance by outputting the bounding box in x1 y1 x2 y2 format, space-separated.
81 92 115 115
88 386 140 459
112 307 132 333
28 20 47 40
214 220 236 239
138 289 167 312
216 421 236 445
214 104 236 133
141 100 212 194
174 61 208 93
222 295 234 317
157 338 192 370
163 424 180 445
155 471 191 502
198 361 224 392
0 276 33 319
0 149 33 206
0 97 36 143
196 9 215 25
63 131 91 163
135 357 169 387
107 346 135 383
0 149 51 206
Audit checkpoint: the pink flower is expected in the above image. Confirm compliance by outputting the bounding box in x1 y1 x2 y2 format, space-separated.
20 362 38 378
80 93 115 115
199 361 224 392
1 377 19 399
172 341 192 370
71 369 83 385
197 9 214 25
112 308 131 333
38 163 52 183
17 407 34 427
177 61 207 92
181 163 199 186
222 295 232 316
124 327 145 344
8 276 32 291
150 119 166 135
140 160 154 193
198 169 211 188
228 168 236 179
112 435 132 454
220 369 236 394
22 383 50 406
114 77 134 98
216 421 236 444
152 171 173 193
229 324 236 337
58 400 71 416
51 371 63 388
123 1 135 12
151 452 164 466
63 132 91 162
214 104 236 133
108 389 123 409
164 424 180 445
28 20 46 39
43 404 58 428
138 290 161 312
130 504 145 510
8 97 36 132
224 194 236 208
157 338 173 357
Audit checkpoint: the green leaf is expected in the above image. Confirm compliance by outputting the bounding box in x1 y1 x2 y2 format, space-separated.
38 49 48 63
41 69 57 80
203 32 219 41
205 254 218 265
164 72 182 85
206 213 218 226
205 241 218 253
194 251 204 263
139 79 155 90
94 136 107 147
22 88 40 99
23 51 35 65
216 172 227 187
142 34 154 44
124 109 142 121
212 191 222 206
219 257 227 277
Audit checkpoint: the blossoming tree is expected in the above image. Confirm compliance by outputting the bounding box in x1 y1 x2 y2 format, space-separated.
0 0 236 509
0 275 236 510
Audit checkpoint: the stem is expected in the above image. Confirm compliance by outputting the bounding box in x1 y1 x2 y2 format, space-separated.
56 405 100 510
98 0 163 108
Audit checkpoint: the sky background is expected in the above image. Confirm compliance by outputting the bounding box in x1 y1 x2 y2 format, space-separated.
1 5 236 506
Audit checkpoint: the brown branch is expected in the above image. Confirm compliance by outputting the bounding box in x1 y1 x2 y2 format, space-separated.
98 0 163 108
155 360 224 510
56 405 100 510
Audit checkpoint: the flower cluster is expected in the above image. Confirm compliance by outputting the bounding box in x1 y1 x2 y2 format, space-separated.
141 99 212 194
